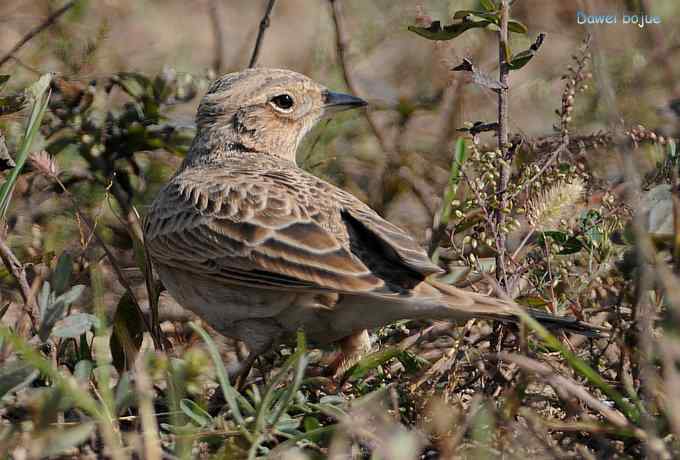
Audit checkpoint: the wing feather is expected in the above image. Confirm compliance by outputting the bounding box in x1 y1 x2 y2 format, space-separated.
144 166 386 293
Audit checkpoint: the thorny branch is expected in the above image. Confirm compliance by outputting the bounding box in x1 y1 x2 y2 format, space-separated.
248 0 277 68
0 1 76 69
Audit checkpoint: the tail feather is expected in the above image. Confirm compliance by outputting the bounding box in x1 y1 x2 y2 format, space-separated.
326 280 604 344
427 280 602 337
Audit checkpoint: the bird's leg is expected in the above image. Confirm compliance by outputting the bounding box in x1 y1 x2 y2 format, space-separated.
328 329 372 379
256 355 271 387
233 336 279 391
234 350 261 391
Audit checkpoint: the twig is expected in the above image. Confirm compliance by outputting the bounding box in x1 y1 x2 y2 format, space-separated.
0 1 76 69
494 0 510 288
492 352 645 437
46 172 159 348
0 234 38 330
508 140 568 201
208 0 225 73
248 0 277 68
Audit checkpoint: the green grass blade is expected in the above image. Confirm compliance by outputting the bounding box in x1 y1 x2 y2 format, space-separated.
188 322 248 430
0 73 52 220
439 138 468 227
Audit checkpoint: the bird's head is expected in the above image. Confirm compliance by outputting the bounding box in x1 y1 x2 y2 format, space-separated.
193 68 366 163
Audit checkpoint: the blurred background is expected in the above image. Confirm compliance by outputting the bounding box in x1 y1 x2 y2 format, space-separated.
1 0 678 246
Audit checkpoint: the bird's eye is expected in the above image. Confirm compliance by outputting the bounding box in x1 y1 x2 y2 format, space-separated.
270 94 295 111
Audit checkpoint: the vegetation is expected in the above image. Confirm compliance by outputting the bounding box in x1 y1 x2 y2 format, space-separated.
1 0 680 458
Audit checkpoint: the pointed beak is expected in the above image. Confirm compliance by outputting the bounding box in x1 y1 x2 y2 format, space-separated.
322 90 367 113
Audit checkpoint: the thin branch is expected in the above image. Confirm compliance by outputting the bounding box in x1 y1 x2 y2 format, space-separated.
494 0 510 288
47 173 160 349
208 0 225 73
0 1 76 69
248 0 277 68
0 234 38 330
492 352 646 438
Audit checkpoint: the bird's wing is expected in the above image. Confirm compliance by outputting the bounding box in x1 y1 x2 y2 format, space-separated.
144 164 442 294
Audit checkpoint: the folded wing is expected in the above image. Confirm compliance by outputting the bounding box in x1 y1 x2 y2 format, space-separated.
144 164 441 295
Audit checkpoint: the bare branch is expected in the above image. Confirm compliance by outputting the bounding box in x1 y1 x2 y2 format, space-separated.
0 234 38 330
0 1 76 69
492 352 645 436
248 0 277 68
494 0 510 288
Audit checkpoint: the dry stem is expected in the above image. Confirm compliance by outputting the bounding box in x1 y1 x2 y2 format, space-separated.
494 0 510 288
0 1 76 69
0 234 38 331
248 0 277 68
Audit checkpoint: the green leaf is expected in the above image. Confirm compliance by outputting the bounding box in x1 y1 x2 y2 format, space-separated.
0 326 103 418
189 322 253 442
113 72 151 99
480 0 496 11
0 75 10 89
38 283 85 341
40 422 96 458
27 73 52 100
508 19 529 34
110 291 146 373
0 73 52 220
52 312 99 338
346 347 402 380
440 138 468 226
180 398 213 427
55 284 85 307
396 350 428 374
538 231 583 255
114 372 135 414
516 295 549 308
0 360 38 399
46 136 76 155
51 252 74 295
303 416 322 432
408 18 492 41
508 33 546 70
432 138 468 264
255 339 307 434
73 360 93 383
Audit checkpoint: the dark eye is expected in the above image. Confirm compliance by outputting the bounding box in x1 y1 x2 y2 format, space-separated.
270 94 294 111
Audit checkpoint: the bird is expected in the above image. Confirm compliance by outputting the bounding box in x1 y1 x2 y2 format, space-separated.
143 68 596 381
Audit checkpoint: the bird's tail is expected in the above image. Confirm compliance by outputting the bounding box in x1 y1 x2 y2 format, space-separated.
425 280 601 337
327 280 602 343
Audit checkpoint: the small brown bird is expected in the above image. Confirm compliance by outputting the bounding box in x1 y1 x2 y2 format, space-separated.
144 68 593 379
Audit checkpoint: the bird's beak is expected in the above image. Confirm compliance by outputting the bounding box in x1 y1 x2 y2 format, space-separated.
322 90 367 114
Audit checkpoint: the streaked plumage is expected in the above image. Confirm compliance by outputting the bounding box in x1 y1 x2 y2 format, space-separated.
144 68 594 376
